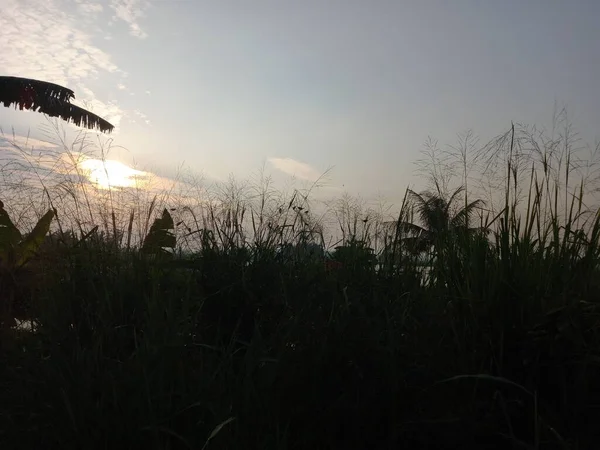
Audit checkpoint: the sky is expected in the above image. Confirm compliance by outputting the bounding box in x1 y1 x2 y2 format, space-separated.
1 0 600 206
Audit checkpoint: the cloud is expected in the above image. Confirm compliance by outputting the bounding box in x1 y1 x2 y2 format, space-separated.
110 0 149 39
73 85 124 131
0 0 151 131
75 1 104 15
132 109 151 125
0 133 174 196
0 134 59 150
0 1 119 83
268 157 323 182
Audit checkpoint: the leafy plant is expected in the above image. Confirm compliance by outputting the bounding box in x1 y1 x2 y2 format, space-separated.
141 208 176 255
0 76 114 133
331 238 376 268
401 186 484 255
0 200 55 269
0 200 55 331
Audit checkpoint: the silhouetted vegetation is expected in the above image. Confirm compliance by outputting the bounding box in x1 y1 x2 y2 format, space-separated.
0 76 114 133
1 115 600 449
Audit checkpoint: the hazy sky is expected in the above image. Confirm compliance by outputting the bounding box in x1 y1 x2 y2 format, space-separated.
1 0 599 204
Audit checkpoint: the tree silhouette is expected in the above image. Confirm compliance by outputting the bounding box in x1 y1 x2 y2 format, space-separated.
0 76 114 133
401 186 484 255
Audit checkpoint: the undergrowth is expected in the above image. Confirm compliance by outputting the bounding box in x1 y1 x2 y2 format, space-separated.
1 115 600 449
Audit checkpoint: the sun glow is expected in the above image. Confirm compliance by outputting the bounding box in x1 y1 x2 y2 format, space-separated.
79 158 149 190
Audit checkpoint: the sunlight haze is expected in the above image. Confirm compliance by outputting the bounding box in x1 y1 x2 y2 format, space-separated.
79 158 149 190
1 0 600 203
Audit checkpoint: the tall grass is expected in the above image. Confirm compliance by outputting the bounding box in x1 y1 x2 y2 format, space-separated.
1 114 600 449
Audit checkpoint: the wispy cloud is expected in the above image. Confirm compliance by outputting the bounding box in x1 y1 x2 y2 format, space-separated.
75 0 104 15
268 157 323 182
109 0 149 39
0 0 151 130
132 109 151 125
74 85 124 130
0 134 59 150
0 133 175 195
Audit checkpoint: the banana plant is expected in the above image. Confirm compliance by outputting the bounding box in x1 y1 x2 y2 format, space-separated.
141 208 176 255
0 200 55 270
0 200 55 332
0 76 114 133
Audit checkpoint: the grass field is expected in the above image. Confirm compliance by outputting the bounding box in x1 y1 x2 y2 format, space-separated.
1 118 600 449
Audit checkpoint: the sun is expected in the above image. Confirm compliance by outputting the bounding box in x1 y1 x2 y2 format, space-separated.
79 158 149 190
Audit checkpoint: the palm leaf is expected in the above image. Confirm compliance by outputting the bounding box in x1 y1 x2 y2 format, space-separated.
451 199 485 229
444 186 466 216
0 76 114 133
404 186 486 251
407 190 440 232
397 220 427 236
401 235 432 255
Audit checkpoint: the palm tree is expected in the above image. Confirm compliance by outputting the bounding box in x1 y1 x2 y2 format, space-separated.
400 186 484 256
0 76 114 133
